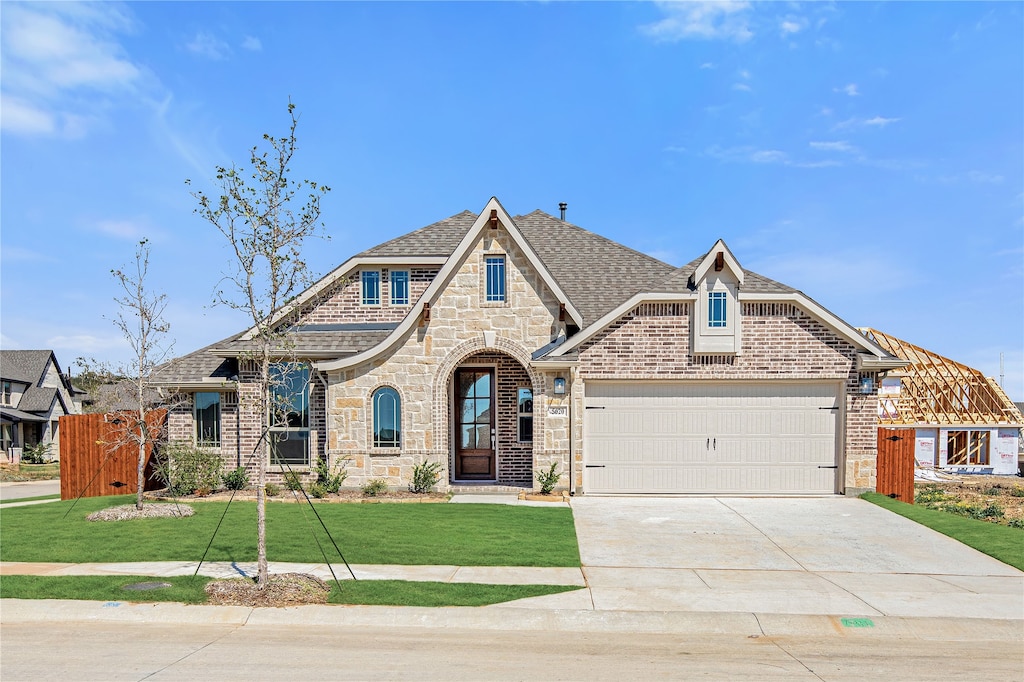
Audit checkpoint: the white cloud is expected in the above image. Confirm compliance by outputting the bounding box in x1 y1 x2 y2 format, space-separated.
834 116 902 130
809 140 857 153
864 115 901 127
738 69 752 79
241 35 262 51
0 3 146 138
780 17 807 35
967 170 1004 184
706 145 839 168
91 218 164 241
834 83 860 96
750 149 787 164
699 62 716 69
186 31 231 60
732 83 752 92
46 333 129 355
641 1 754 43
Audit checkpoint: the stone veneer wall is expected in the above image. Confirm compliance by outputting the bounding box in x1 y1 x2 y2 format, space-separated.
325 224 567 491
574 301 877 493
298 267 438 325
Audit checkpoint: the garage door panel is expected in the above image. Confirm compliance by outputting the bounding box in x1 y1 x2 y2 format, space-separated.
584 382 839 495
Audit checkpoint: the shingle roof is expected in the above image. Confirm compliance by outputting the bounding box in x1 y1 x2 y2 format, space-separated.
216 330 393 355
357 211 477 258
0 350 55 385
513 211 678 324
152 334 242 386
655 254 797 295
17 386 58 412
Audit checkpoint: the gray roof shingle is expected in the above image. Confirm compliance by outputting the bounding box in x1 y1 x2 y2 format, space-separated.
0 350 56 385
357 211 477 258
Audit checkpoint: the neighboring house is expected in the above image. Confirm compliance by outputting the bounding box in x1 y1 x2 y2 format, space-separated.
0 350 83 461
863 329 1023 476
153 197 905 495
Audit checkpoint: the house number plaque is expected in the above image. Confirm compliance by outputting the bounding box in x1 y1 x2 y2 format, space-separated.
547 406 568 417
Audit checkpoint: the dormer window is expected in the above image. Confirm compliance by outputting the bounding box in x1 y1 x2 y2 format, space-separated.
361 270 380 306
708 291 728 328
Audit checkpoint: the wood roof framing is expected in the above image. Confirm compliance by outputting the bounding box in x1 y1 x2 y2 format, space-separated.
862 328 1023 426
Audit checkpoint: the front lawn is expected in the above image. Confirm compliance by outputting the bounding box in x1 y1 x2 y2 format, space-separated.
862 492 1024 571
0 495 580 567
0 575 580 606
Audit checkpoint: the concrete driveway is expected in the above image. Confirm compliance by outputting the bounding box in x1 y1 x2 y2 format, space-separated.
0 480 60 501
553 496 1024 620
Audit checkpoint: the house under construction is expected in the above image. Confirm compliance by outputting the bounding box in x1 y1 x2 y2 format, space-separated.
862 329 1023 475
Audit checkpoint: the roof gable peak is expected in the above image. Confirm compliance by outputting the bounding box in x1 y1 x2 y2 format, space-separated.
691 239 744 287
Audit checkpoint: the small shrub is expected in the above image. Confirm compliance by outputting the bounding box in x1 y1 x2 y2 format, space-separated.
535 462 560 495
309 482 328 499
265 482 281 497
410 460 442 493
1007 518 1024 529
1009 487 1024 498
983 486 1004 497
915 484 951 505
362 478 389 497
283 470 304 491
20 442 53 464
222 466 250 491
314 456 348 493
155 441 223 496
945 501 1004 521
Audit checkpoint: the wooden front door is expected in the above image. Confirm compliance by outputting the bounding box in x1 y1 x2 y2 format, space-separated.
454 368 496 480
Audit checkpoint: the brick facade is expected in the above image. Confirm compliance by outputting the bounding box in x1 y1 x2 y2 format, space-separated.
298 268 439 325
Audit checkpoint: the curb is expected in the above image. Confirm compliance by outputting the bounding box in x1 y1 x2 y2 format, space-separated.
2 599 1021 641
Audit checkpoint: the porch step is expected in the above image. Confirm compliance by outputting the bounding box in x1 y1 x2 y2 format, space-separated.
449 484 531 495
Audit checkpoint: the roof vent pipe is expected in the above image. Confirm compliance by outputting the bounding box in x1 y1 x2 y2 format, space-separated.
559 202 567 221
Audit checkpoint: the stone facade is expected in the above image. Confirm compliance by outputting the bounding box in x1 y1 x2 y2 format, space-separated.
322 224 567 491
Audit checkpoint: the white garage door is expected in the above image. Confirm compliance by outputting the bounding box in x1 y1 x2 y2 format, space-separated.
583 382 840 494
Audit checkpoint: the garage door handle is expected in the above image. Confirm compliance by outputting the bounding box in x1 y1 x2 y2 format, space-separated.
585 406 605 410
585 465 606 468
817 465 839 469
819 406 840 410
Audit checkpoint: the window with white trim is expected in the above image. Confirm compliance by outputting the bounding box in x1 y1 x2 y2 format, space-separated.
708 291 728 328
373 387 401 448
361 270 380 305
485 256 505 302
391 270 409 306
269 364 310 467
1 381 11 406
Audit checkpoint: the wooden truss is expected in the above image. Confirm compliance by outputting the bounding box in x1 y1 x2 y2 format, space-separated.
862 328 1023 426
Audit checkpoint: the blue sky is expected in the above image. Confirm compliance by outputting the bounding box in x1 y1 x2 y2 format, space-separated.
2 1 1022 399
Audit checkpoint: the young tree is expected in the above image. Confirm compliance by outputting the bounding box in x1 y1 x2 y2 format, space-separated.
188 102 329 588
111 239 173 510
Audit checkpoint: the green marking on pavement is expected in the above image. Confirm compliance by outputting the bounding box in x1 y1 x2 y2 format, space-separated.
841 618 875 628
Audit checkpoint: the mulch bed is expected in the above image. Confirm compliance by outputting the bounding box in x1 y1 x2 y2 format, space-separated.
204 572 331 607
87 503 195 522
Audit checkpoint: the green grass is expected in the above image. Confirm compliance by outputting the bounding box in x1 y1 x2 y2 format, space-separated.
0 575 212 603
0 494 60 505
862 492 1024 571
0 575 580 607
0 495 580 567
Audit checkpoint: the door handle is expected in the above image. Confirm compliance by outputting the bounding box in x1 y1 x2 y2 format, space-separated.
713 438 716 450
706 438 710 450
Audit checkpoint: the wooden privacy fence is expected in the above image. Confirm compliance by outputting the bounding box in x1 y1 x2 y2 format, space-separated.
876 427 915 504
59 410 167 501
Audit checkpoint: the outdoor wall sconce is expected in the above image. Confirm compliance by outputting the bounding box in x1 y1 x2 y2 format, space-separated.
859 375 875 395
553 377 566 395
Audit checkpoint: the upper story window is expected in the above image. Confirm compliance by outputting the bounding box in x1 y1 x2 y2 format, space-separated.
517 388 533 443
708 291 728 328
391 270 409 306
269 364 310 467
485 256 506 302
373 386 401 448
361 270 380 306
194 392 221 447
1 381 11 405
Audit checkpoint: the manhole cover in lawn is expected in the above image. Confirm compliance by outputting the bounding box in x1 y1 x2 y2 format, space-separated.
123 581 173 591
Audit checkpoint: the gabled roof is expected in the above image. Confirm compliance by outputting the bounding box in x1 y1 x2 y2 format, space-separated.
864 328 1023 427
357 211 477 258
0 350 58 385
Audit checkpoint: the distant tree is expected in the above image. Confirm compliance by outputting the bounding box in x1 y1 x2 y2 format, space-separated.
188 101 330 589
110 239 174 510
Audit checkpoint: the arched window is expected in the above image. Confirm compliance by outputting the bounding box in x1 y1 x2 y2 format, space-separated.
373 387 401 448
